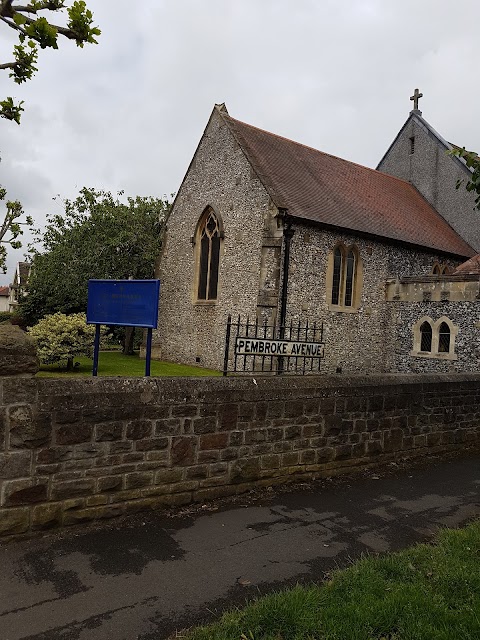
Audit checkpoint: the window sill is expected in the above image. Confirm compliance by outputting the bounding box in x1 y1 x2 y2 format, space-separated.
328 305 360 314
194 300 218 307
409 350 458 361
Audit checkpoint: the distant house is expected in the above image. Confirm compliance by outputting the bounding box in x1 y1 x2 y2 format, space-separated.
0 286 9 313
8 262 31 313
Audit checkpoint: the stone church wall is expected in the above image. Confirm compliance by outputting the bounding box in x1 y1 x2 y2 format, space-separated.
154 108 470 375
154 108 278 371
282 224 461 375
1 374 480 538
378 115 480 252
391 300 480 373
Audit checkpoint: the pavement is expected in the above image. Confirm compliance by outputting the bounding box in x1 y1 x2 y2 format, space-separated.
1 454 479 640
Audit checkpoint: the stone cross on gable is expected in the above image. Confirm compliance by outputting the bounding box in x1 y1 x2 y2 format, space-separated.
410 88 423 111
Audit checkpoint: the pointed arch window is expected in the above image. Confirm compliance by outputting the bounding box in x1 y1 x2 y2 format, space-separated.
411 316 458 360
196 209 221 301
438 322 450 353
432 263 451 275
328 244 362 310
420 321 432 352
344 249 356 307
331 247 342 305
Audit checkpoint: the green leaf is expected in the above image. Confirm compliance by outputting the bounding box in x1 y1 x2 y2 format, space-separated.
13 13 27 26
0 97 24 124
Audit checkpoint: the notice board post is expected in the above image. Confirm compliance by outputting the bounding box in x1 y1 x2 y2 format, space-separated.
87 280 160 377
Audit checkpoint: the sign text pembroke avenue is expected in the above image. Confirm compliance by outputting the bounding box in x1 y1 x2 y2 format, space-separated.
235 336 324 358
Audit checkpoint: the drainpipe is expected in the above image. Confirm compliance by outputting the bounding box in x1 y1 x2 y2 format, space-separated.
278 212 294 373
279 213 294 331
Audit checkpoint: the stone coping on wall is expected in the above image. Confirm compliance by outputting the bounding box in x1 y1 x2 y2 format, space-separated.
387 274 480 283
21 371 480 395
1 373 480 539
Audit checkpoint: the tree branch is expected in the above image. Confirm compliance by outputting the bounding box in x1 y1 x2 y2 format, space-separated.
0 61 16 70
19 12 80 41
11 2 65 13
0 0 13 19
0 14 29 37
0 216 11 242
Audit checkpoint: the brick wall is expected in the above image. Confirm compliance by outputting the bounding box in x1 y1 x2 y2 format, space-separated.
1 374 480 538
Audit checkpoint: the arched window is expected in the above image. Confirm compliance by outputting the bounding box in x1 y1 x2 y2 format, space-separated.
196 209 221 301
411 316 458 360
438 322 450 353
432 263 451 275
420 321 432 352
331 247 342 305
344 249 356 307
328 244 361 310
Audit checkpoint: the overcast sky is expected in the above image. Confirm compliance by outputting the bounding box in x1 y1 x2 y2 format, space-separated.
1 0 479 284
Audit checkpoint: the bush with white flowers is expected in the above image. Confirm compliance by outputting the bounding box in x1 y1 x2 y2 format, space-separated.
28 312 99 370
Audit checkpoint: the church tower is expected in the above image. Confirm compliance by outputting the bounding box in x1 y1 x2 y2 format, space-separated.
377 90 480 252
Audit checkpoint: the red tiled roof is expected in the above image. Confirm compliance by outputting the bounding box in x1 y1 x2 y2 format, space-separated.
453 254 480 275
221 111 475 258
0 286 9 296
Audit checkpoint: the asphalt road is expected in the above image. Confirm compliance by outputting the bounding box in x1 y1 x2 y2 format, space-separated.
1 455 479 640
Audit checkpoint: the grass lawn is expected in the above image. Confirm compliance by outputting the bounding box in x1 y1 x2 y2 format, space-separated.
36 351 220 377
185 520 480 640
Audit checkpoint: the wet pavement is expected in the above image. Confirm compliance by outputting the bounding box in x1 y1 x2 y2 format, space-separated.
1 455 479 639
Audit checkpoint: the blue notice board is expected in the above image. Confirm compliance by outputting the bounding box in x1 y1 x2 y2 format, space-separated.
87 280 160 328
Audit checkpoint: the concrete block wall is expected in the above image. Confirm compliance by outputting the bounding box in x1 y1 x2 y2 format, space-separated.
1 374 480 538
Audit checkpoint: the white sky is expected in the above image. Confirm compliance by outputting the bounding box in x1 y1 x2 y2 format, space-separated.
1 0 479 284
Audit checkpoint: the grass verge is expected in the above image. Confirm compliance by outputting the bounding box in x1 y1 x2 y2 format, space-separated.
184 520 480 640
36 351 220 377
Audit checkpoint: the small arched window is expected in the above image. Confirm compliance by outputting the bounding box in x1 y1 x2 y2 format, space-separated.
420 321 432 352
329 244 361 310
196 209 221 301
438 322 450 353
411 316 458 360
432 263 451 275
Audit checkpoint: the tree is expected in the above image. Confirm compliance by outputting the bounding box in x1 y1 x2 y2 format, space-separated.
449 147 480 211
0 185 32 272
21 188 171 335
0 0 100 124
28 311 99 370
0 1 99 274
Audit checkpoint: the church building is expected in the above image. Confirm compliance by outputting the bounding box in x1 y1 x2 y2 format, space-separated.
152 94 479 374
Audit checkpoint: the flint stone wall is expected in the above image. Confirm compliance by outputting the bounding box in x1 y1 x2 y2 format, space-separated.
282 225 459 375
1 374 480 538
